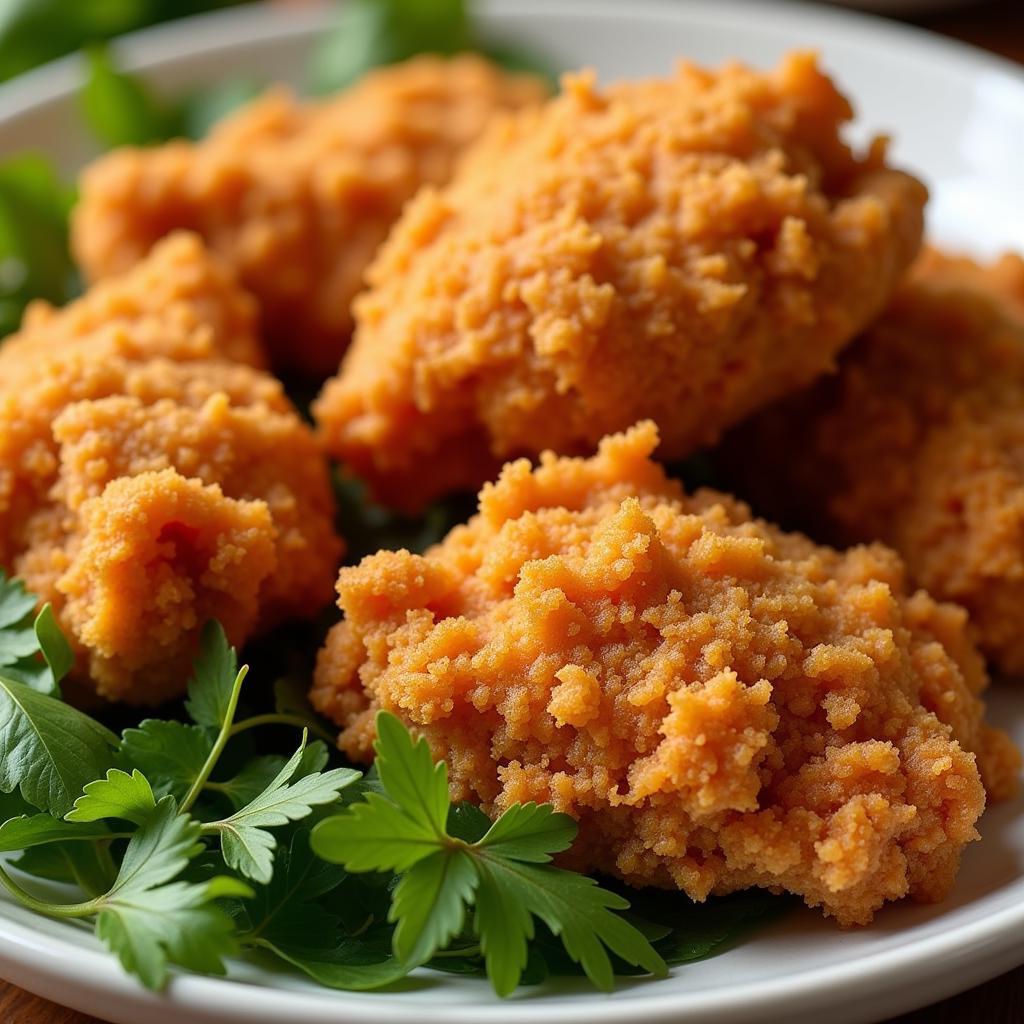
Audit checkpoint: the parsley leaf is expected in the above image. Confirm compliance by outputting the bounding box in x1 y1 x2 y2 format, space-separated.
185 621 239 730
312 711 667 995
65 769 156 826
0 574 73 696
119 720 213 801
0 675 118 816
0 814 111 851
93 797 251 990
204 733 359 883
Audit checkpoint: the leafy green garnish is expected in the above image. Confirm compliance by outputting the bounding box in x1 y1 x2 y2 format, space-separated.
66 769 156 826
312 712 667 996
0 153 77 338
0 676 118 816
119 719 213 801
92 798 250 989
204 733 359 883
185 620 240 730
307 0 554 95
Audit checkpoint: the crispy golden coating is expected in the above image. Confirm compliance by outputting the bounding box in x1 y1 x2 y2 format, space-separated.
314 52 926 511
311 423 1018 925
722 251 1024 676
72 56 548 376
1 236 342 702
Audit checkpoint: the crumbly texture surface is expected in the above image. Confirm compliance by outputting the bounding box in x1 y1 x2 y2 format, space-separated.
722 251 1024 676
72 55 547 377
0 235 342 702
311 423 1018 924
314 52 927 511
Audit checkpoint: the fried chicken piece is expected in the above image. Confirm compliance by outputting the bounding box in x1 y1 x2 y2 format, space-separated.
313 52 927 511
311 423 1018 925
72 56 548 377
1 238 341 702
721 250 1024 676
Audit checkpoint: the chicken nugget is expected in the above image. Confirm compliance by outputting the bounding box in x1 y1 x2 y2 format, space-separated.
312 423 1018 925
72 56 548 376
722 250 1024 676
314 52 926 511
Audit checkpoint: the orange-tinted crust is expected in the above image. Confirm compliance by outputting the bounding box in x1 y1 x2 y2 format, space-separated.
0 236 342 702
311 423 1018 925
314 52 926 511
722 250 1024 676
72 56 548 376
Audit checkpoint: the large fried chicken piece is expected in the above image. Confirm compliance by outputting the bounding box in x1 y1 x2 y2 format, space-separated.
72 56 548 376
314 52 926 510
312 423 1017 925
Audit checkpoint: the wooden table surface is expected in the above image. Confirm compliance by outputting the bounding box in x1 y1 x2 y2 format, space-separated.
3 1 1023 1022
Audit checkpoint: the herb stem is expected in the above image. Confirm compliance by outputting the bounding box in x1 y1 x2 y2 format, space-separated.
229 713 323 738
0 864 99 918
180 666 248 814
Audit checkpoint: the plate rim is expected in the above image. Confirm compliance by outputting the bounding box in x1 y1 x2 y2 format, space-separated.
0 1 1022 1022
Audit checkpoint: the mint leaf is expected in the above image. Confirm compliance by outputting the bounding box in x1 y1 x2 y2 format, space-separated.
0 814 111 851
184 622 239 729
0 676 118 815
206 735 359 883
93 797 251 990
119 720 213 801
66 769 156 826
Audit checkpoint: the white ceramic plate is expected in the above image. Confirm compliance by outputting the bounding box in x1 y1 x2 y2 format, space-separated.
0 2 1022 1022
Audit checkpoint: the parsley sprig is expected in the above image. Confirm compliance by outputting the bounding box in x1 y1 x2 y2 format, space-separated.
0 573 782 995
312 712 668 995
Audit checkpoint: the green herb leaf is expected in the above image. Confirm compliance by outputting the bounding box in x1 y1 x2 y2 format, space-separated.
0 156 77 341
119 720 213 801
80 45 180 148
65 768 156 826
180 77 263 138
10 839 116 898
390 848 477 966
313 711 665 995
0 575 74 697
185 621 239 729
206 734 360 883
0 675 118 815
93 797 251 990
0 814 111 852
213 741 329 811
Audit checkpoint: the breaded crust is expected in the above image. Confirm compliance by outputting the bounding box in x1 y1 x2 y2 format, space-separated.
314 52 926 511
722 249 1024 676
0 235 342 702
312 423 1018 925
72 56 548 376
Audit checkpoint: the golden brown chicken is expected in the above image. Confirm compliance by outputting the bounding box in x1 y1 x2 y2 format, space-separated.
1 234 342 702
312 423 1018 925
71 55 548 377
313 52 927 511
721 250 1024 676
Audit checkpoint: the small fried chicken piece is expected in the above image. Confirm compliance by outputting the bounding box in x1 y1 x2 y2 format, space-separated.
0 233 269 566
72 56 548 376
313 52 927 511
311 423 1018 925
1 239 341 702
721 250 1024 676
